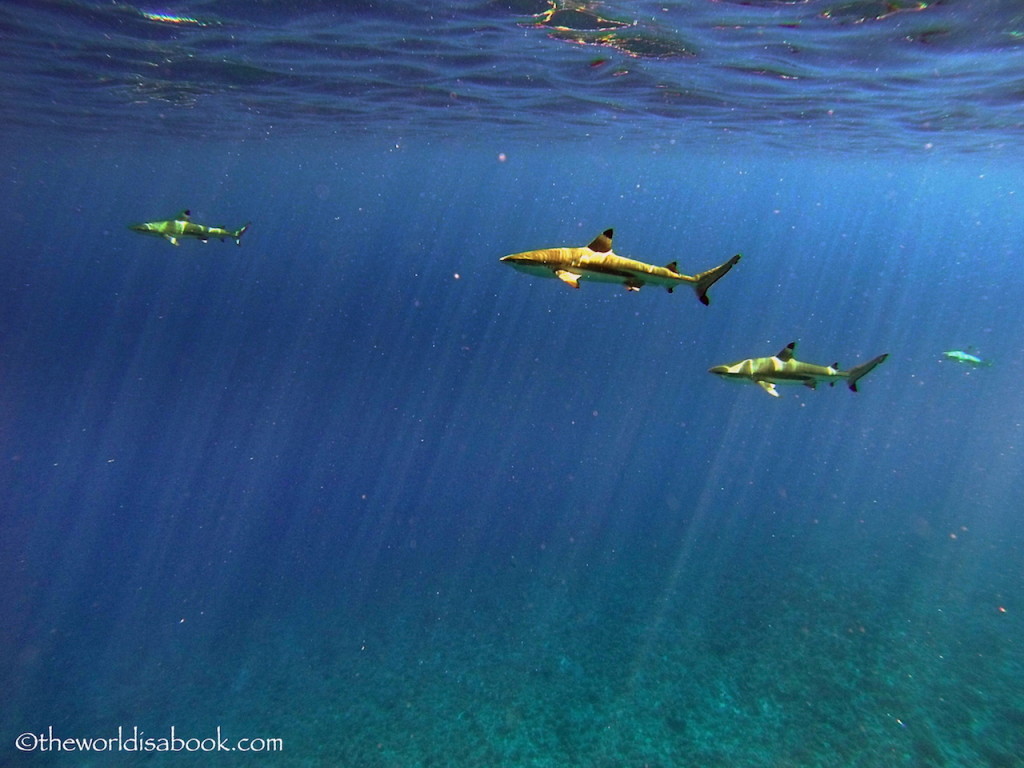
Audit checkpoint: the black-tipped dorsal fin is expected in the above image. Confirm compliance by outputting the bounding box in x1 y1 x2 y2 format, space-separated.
777 342 797 362
664 261 679 273
178 209 192 220
587 229 613 252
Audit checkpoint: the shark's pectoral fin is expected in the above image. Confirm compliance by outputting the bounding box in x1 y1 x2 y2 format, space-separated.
624 279 642 292
757 380 780 397
803 380 818 390
554 269 582 289
164 235 180 246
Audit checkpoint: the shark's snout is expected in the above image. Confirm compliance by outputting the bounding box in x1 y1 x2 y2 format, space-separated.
708 364 747 381
500 253 530 264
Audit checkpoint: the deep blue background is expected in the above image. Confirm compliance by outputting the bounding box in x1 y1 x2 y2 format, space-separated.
3 139 1023 765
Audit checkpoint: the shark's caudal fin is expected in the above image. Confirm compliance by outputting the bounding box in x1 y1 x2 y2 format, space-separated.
233 223 251 246
691 253 742 305
847 353 889 392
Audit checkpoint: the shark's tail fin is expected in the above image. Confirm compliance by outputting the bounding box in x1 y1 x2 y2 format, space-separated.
233 223 251 246
691 253 741 305
847 353 889 392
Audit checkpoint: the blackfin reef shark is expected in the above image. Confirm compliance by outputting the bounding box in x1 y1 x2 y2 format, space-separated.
128 209 250 246
942 349 992 367
500 229 741 305
709 342 889 397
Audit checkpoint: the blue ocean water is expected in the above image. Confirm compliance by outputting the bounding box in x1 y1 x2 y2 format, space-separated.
3 2 1024 766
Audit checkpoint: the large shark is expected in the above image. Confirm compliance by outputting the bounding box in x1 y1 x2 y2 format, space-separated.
500 229 741 305
128 209 250 246
709 342 889 397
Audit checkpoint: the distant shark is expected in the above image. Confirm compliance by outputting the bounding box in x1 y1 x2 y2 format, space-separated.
942 349 992 367
709 342 889 397
500 229 741 305
128 209 250 246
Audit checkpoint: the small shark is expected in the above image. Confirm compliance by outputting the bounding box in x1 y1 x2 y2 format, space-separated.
128 209 250 246
709 342 889 397
500 229 741 305
942 349 992 367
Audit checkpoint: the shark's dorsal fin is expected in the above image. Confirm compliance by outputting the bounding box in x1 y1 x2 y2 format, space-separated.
587 229 613 253
664 261 679 273
178 209 192 220
777 342 797 362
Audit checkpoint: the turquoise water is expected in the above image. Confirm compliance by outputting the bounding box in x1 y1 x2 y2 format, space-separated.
3 3 1024 767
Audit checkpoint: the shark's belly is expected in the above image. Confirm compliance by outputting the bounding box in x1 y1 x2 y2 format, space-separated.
508 262 563 280
769 369 840 385
579 270 644 285
765 375 819 386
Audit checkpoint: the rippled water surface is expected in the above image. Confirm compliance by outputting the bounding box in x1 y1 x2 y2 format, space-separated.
3 0 1024 151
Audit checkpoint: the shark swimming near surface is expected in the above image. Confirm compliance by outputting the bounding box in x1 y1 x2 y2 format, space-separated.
709 342 889 397
128 210 250 246
500 229 741 305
